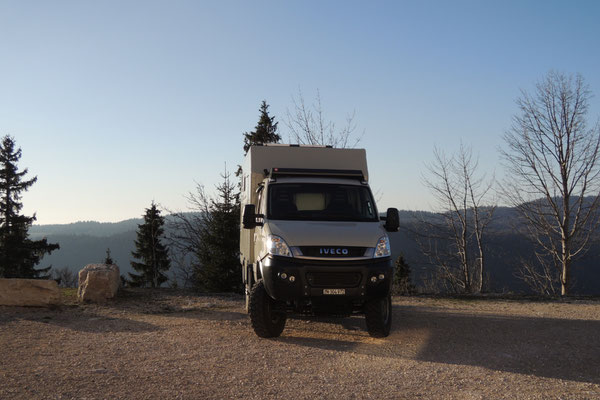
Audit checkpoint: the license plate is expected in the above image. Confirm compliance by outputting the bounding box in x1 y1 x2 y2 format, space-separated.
323 288 346 295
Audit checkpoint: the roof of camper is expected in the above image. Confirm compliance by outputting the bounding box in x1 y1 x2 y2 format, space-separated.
244 144 369 182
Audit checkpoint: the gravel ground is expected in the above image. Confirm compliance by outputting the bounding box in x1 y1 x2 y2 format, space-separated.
1 289 599 400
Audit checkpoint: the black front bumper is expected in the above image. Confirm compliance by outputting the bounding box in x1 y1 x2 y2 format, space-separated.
261 255 393 303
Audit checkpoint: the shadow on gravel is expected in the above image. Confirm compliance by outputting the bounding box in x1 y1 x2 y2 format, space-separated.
401 306 600 385
280 335 361 352
96 288 245 318
180 310 248 322
278 305 600 385
287 314 366 330
0 308 160 334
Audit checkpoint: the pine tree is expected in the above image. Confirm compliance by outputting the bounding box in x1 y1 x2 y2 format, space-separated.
129 202 171 287
0 136 59 278
194 169 242 292
393 254 415 295
236 101 281 178
243 100 281 154
104 248 114 265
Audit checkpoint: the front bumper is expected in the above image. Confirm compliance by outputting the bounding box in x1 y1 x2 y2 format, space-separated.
261 255 393 302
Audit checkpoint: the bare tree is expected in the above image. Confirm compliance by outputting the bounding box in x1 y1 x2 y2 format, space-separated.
501 71 600 296
168 186 210 288
417 143 495 293
52 266 77 288
285 89 362 148
513 254 559 296
167 240 196 288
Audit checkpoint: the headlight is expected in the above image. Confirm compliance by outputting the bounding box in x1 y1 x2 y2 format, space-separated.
374 235 391 258
267 235 292 257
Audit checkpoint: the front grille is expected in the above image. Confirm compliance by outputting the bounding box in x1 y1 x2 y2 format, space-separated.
299 246 367 257
306 272 362 288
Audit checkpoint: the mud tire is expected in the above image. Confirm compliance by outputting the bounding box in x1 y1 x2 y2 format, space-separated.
249 280 286 338
365 295 392 338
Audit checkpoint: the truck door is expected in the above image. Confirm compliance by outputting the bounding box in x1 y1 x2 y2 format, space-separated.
253 185 267 269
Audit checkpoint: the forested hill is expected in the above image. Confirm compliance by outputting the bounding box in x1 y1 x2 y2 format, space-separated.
28 214 200 278
30 219 143 238
392 205 600 295
29 208 600 294
29 221 141 277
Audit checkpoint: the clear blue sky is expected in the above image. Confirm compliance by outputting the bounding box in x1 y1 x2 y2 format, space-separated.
1 0 599 224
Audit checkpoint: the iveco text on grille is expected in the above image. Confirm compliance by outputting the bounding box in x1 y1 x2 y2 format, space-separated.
319 248 349 255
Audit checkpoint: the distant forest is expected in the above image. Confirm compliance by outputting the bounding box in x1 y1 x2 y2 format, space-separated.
30 207 600 295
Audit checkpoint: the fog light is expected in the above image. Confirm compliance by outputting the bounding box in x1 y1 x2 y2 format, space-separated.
280 273 287 280
289 276 296 282
370 276 377 283
378 274 385 280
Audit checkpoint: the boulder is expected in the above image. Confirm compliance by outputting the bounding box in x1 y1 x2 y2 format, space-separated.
0 278 61 307
78 264 120 303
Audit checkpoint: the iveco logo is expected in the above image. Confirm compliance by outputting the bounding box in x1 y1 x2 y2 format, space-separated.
320 248 349 255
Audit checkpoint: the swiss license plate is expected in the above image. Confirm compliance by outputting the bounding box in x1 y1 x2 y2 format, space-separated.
323 288 346 295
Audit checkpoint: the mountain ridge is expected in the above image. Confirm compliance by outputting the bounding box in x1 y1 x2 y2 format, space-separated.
27 208 600 294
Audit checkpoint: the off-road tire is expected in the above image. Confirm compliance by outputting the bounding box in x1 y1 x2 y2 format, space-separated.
365 295 392 338
249 280 286 338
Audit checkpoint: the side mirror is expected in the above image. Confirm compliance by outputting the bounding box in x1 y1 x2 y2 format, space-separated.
243 204 257 229
384 207 399 232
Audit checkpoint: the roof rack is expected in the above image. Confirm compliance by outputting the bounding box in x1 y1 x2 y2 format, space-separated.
257 144 333 148
266 168 365 182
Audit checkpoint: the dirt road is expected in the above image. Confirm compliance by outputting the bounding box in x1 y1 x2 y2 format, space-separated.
1 289 599 399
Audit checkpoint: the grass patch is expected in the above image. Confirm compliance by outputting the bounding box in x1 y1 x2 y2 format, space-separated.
61 288 78 303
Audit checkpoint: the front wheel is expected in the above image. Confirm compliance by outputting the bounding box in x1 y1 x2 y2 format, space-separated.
249 280 286 338
365 295 392 338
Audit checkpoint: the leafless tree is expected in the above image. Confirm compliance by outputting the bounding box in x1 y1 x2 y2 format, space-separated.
285 89 363 148
417 143 495 293
501 71 600 296
167 243 196 288
167 185 210 288
52 266 78 288
513 254 559 296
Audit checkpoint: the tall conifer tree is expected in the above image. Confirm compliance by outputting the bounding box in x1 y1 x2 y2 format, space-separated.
0 135 58 278
194 170 241 292
236 101 281 177
243 100 281 154
129 202 171 287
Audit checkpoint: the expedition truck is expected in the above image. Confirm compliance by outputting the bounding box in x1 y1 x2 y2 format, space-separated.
240 144 399 338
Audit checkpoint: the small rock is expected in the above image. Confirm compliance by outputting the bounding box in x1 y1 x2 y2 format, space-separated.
78 264 120 303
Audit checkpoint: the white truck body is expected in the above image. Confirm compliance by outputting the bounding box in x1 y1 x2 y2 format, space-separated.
239 144 398 338
240 145 370 267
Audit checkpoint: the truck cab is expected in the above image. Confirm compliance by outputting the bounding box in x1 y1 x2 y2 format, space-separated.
240 145 399 338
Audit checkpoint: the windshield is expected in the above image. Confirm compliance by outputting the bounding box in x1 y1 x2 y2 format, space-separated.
267 183 378 222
